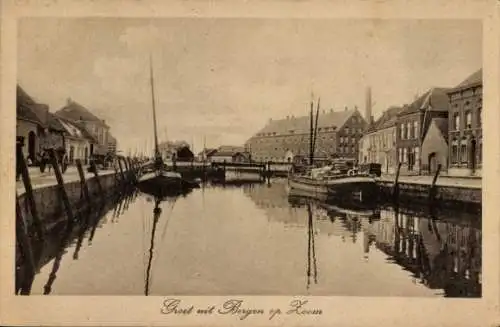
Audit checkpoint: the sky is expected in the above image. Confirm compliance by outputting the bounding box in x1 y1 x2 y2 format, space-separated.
18 18 482 153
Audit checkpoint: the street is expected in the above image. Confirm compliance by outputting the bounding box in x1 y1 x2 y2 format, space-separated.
377 174 482 189
16 165 117 196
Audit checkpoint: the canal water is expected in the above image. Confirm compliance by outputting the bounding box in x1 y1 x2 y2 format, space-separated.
18 179 481 297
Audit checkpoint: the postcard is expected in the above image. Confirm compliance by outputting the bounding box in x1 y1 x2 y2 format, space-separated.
1 0 499 326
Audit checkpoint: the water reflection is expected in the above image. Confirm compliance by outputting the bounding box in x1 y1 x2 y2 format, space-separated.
18 180 481 297
242 180 481 297
15 189 139 295
306 202 318 289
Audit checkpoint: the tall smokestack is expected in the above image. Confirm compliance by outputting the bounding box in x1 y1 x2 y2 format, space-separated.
365 87 372 123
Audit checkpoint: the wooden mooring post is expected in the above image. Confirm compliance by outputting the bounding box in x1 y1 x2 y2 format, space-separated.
17 145 43 240
127 157 136 184
90 160 105 198
429 164 442 203
75 159 91 208
117 157 126 185
392 162 402 201
15 194 36 284
113 160 121 187
48 149 75 224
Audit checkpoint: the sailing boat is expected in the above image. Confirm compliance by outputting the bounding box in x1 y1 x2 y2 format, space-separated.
287 96 376 199
137 56 198 199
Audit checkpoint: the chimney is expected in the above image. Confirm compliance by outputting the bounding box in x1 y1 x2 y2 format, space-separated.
344 106 348 111
66 97 72 105
330 108 334 113
365 87 372 122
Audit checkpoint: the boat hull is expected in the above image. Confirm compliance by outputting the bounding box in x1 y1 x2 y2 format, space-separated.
287 175 378 201
137 173 193 199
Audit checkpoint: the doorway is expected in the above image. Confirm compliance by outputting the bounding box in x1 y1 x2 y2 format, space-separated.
28 131 36 164
428 152 438 174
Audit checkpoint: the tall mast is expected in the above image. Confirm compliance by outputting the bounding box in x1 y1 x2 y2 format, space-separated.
149 55 160 160
309 94 314 165
312 97 320 160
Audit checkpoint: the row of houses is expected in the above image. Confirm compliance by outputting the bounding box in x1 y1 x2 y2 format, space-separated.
16 85 118 166
359 68 482 177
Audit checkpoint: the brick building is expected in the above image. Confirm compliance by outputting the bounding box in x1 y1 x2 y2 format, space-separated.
447 69 482 177
395 88 450 175
245 107 367 163
358 106 402 174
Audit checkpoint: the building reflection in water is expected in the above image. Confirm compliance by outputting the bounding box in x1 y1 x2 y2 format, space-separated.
242 180 481 298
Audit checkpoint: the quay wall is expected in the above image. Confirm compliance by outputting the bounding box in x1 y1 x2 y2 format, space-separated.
376 180 481 205
17 172 121 231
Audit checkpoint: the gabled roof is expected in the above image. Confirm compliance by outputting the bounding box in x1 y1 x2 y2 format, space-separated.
254 108 359 136
431 117 449 142
366 106 403 133
47 113 66 132
398 88 450 117
55 99 109 127
55 115 98 143
448 68 482 93
17 85 47 126
457 68 482 88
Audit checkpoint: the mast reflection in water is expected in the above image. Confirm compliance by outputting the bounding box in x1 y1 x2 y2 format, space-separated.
17 179 481 297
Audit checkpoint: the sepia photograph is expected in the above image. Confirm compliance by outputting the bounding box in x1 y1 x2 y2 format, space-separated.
2 0 499 326
13 17 484 297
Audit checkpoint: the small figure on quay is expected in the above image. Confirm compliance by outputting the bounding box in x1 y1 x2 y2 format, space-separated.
16 136 25 181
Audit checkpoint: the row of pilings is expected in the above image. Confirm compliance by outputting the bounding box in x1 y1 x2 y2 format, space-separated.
15 149 144 293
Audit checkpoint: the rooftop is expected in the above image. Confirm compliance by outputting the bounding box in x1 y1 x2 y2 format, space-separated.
254 108 358 136
449 68 482 93
366 106 404 133
55 98 109 127
398 87 451 116
17 85 48 126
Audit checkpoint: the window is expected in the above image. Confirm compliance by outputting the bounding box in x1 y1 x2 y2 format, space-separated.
414 121 419 139
398 148 403 163
478 107 482 127
454 113 460 130
345 128 350 134
403 148 408 163
460 140 467 163
400 124 405 139
407 122 412 139
465 111 472 129
414 147 420 165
